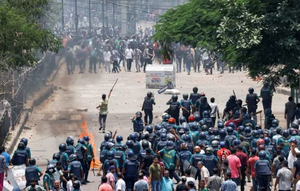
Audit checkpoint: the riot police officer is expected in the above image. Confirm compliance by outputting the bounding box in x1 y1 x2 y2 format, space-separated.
255 151 271 190
103 150 119 175
202 147 219 176
83 136 94 183
142 92 156 125
75 139 87 183
58 143 69 172
166 94 181 125
43 164 56 191
260 82 273 112
11 142 29 166
177 143 192 175
67 154 84 183
246 87 260 122
132 111 144 134
180 94 192 122
20 138 31 159
190 87 201 114
65 137 76 156
122 150 139 191
25 158 43 186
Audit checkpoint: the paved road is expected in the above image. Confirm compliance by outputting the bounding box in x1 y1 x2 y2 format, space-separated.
16 61 287 190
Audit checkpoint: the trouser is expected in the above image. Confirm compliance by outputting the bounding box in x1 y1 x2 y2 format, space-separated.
186 62 191 74
287 117 292 129
151 180 161 191
89 57 97 73
218 61 224 73
112 61 119 73
248 109 257 122
126 59 133 71
195 60 201 72
144 58 152 72
135 58 141 72
252 178 257 191
66 61 73 74
144 109 153 125
79 59 85 73
167 169 180 182
232 178 240 186
229 66 234 73
78 159 85 182
176 58 182 72
84 160 91 182
119 57 125 67
183 111 189 123
257 175 270 190
125 176 136 191
104 61 111 73
240 169 246 191
99 114 107 130
212 117 216 127
262 99 272 112
171 114 179 125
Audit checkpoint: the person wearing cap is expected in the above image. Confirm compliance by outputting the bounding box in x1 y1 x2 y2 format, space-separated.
221 171 238 191
274 160 292 191
176 176 188 191
106 166 116 190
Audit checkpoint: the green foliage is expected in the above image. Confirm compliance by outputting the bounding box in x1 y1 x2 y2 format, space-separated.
153 0 300 88
0 0 61 71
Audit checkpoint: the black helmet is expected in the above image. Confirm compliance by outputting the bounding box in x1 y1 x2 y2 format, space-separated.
183 94 188 99
20 138 28 147
18 142 25 150
53 152 60 160
78 138 86 145
66 137 74 145
69 154 77 162
136 111 142 118
73 180 81 189
172 94 178 102
147 92 152 97
29 158 36 165
248 87 254 93
104 133 111 141
193 87 198 93
142 140 149 149
59 143 67 152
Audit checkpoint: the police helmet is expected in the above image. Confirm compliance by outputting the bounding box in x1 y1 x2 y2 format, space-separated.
155 124 162 132
228 122 236 129
183 93 188 99
142 140 149 149
283 130 290 138
227 127 234 134
66 137 74 145
290 138 298 145
194 146 201 153
167 134 175 142
220 141 226 148
185 135 192 142
116 135 123 142
206 147 213 154
219 129 226 138
172 94 178 102
194 114 201 122
253 130 259 138
178 116 186 124
47 164 56 174
18 142 25 150
20 138 28 147
292 123 299 129
238 126 244 132
263 137 270 145
53 152 60 160
83 136 90 142
145 125 153 133
78 139 86 145
73 180 81 189
190 123 198 131
181 142 188 150
188 115 195 122
166 141 174 150
29 158 36 166
108 138 115 144
255 124 262 130
147 92 152 97
213 129 219 136
258 144 265 151
107 151 115 160
276 128 282 135
136 111 142 118
258 151 266 159
160 133 167 141
233 139 241 147
244 126 252 134
104 133 111 141
211 140 219 148
69 154 77 162
201 125 208 132
244 113 251 120
199 132 206 140
127 150 135 159
272 119 279 127
106 142 115 150
129 133 137 141
168 117 176 124
234 110 240 119
162 114 171 121
126 140 134 148
248 87 254 93
193 87 198 93
218 123 224 129
257 129 263 135
203 110 210 118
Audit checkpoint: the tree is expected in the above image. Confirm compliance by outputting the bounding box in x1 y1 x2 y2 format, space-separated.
153 0 300 88
0 0 61 71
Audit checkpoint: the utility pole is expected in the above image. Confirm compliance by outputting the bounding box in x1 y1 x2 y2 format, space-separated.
61 0 64 31
102 0 105 36
75 0 78 34
88 0 91 33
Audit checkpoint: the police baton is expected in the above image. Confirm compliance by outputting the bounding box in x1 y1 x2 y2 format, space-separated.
108 78 118 99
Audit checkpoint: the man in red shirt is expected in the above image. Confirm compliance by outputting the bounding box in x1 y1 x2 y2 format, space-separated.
246 149 259 191
236 145 248 191
227 148 242 186
98 176 113 191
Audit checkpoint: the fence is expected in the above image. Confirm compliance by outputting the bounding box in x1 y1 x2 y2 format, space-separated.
0 52 58 146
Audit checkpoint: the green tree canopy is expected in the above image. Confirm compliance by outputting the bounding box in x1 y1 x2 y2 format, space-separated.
153 0 300 88
0 0 61 71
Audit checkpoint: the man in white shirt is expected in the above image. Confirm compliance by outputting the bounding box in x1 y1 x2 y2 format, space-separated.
103 47 112 73
209 97 220 127
288 142 300 169
198 161 210 187
125 46 134 72
116 172 126 191
185 169 197 189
